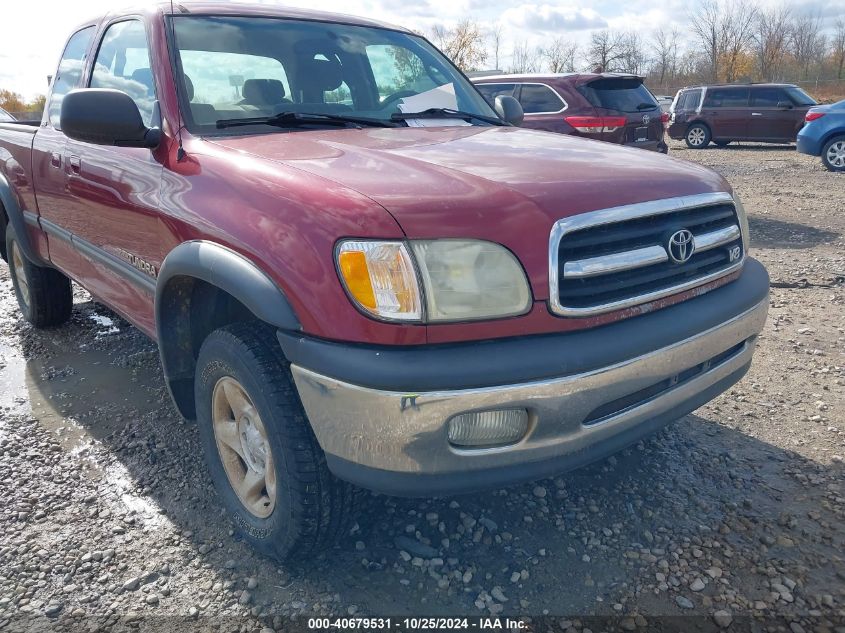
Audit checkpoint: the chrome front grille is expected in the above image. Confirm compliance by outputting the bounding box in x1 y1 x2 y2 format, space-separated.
548 192 745 316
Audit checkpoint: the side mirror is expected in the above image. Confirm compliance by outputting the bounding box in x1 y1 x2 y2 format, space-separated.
777 101 793 110
494 95 524 126
61 89 160 148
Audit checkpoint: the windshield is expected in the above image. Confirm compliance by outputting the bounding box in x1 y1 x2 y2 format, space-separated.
578 77 658 113
170 16 498 133
0 107 14 122
784 86 817 106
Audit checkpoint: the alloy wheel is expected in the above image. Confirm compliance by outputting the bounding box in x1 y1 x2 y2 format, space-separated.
212 376 277 518
11 242 31 308
688 127 706 147
826 141 845 169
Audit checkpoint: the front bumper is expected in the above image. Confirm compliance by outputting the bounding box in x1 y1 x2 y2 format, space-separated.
283 259 769 496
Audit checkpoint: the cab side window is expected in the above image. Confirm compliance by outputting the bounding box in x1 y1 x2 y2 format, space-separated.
751 88 785 107
519 84 566 114
704 88 749 108
475 83 516 107
90 20 156 126
48 26 96 128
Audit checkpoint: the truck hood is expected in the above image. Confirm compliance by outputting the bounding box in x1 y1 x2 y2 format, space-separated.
208 126 728 297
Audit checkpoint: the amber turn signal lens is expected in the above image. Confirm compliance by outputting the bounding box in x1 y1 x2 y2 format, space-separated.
336 241 422 321
338 251 377 310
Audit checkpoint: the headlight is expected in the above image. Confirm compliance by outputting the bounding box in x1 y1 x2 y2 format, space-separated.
336 239 532 323
410 240 531 322
336 240 422 321
731 191 750 254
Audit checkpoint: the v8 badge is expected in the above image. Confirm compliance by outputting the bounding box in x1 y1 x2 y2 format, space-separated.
728 246 742 262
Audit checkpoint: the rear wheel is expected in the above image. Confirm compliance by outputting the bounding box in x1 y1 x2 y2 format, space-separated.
195 323 354 561
821 135 845 172
5 224 72 327
685 123 711 149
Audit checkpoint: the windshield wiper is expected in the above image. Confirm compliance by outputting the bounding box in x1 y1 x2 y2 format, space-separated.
390 108 506 126
636 102 657 110
216 111 397 130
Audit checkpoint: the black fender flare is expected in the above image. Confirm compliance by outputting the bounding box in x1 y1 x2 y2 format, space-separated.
0 172 45 265
155 240 301 418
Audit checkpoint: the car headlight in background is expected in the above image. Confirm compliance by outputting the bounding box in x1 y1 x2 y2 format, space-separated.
336 239 532 323
731 191 750 254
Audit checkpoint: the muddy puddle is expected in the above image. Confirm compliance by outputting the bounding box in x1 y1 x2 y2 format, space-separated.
0 326 160 455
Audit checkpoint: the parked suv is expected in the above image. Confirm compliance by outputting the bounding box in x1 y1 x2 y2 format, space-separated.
669 83 817 149
473 73 668 153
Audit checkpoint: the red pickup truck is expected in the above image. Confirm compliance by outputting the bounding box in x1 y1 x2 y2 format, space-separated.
0 2 768 561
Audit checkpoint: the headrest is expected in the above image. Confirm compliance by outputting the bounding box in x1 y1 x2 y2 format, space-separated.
242 79 287 104
297 58 343 93
183 74 194 102
130 68 154 94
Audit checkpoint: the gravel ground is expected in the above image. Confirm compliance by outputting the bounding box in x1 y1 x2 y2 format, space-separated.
0 140 843 632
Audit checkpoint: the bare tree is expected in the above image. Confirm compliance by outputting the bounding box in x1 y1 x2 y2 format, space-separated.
720 1 759 82
619 32 646 75
755 5 791 81
833 19 845 81
509 40 541 73
488 24 504 71
690 0 758 82
651 27 680 87
541 37 578 73
790 11 825 80
587 30 626 72
690 0 722 81
431 19 488 72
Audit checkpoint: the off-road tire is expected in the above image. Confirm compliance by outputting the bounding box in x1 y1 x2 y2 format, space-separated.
685 123 711 149
5 224 72 327
195 322 354 561
821 135 845 172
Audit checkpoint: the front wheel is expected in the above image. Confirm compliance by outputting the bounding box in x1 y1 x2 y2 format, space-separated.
685 123 711 149
195 323 355 561
821 135 845 172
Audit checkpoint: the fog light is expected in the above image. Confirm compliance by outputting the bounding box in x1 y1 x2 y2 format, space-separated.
447 409 529 448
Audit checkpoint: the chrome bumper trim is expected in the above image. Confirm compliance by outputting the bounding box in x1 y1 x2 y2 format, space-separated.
291 297 768 477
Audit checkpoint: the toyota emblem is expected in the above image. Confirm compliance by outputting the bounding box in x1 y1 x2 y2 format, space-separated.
667 229 695 264
642 114 650 125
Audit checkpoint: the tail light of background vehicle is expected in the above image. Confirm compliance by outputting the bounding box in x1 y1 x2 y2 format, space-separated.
661 112 670 128
564 116 627 133
805 112 825 122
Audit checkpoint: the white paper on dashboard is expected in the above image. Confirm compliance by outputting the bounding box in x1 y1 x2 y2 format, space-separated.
398 83 471 127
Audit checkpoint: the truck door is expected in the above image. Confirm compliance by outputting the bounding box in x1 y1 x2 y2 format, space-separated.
62 18 163 335
31 25 96 275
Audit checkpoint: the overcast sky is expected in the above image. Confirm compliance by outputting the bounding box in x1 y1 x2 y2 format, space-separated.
2 0 843 100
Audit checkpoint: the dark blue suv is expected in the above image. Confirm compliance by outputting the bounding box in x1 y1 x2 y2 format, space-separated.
797 99 845 172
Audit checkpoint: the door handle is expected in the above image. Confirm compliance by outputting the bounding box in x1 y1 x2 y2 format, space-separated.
68 155 81 173
751 112 763 116
50 152 62 168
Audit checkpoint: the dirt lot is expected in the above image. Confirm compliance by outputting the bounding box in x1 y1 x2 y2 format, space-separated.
0 140 843 632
